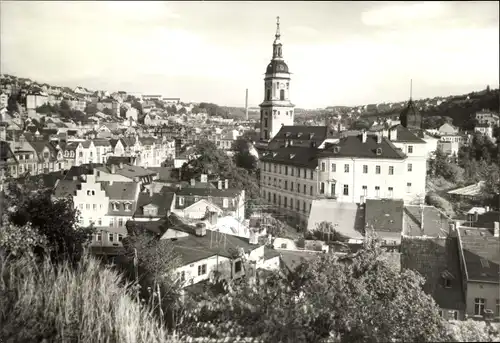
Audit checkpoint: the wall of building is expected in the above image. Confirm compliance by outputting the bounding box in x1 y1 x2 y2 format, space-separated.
176 255 231 287
465 281 500 319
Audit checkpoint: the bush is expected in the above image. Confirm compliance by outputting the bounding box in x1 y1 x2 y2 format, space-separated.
0 252 168 343
426 192 454 217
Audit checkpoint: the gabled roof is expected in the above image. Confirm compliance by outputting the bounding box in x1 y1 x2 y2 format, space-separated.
401 237 465 311
319 134 406 160
92 139 111 147
101 181 138 201
260 146 318 168
96 164 157 179
134 190 175 218
0 141 16 162
176 185 241 198
459 228 500 283
388 124 426 143
53 179 81 198
106 156 136 166
403 205 451 238
365 199 404 233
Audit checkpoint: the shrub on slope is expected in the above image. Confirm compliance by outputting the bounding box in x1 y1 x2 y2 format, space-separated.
0 253 168 343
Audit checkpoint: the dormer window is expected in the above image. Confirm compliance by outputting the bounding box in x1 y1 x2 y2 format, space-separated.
285 132 291 137
86 190 95 196
112 202 119 211
376 148 382 155
444 279 451 288
297 133 303 138
334 146 340 154
124 202 131 211
289 154 295 159
179 196 184 206
309 133 315 139
273 152 277 157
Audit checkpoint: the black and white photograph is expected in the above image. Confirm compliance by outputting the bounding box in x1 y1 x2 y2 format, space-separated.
0 1 499 342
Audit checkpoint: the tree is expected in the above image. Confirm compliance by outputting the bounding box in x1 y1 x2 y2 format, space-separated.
430 147 460 182
446 320 500 342
132 100 143 115
232 139 258 172
7 95 20 113
85 103 98 116
1 176 94 264
178 107 187 115
102 107 113 116
154 100 165 110
181 240 447 342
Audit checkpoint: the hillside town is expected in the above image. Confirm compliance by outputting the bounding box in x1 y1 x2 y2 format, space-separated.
1 7 499 343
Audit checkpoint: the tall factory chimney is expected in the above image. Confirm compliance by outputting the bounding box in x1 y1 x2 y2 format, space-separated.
245 88 249 121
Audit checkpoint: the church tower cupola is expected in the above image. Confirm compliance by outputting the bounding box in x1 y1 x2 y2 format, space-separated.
259 16 295 142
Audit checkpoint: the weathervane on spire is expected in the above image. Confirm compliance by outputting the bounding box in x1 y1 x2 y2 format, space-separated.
276 16 280 38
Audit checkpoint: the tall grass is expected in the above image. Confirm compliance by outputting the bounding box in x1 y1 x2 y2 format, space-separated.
0 252 170 343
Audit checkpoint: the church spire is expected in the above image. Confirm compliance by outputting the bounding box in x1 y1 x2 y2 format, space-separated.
410 79 413 100
273 16 283 59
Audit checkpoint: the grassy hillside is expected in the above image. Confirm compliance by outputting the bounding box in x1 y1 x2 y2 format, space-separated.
0 253 169 343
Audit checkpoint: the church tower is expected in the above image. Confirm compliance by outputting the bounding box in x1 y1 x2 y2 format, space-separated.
259 17 295 142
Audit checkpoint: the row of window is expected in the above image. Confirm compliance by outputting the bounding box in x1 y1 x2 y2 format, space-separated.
321 162 413 174
95 232 124 243
78 202 132 212
79 217 126 227
263 163 314 179
264 177 315 196
474 298 500 317
318 183 413 196
263 190 311 213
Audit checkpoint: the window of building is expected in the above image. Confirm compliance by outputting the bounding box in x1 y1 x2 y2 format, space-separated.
496 299 500 317
450 310 458 320
284 197 287 207
343 184 349 196
376 165 381 174
118 234 123 242
363 165 368 174
198 264 207 276
406 182 412 193
439 310 443 317
223 198 229 208
444 278 451 288
408 145 413 154
264 118 268 128
284 180 288 190
273 193 276 204
296 199 300 211
97 217 102 226
280 243 287 249
109 217 114 227
408 163 413 172
303 184 306 194
235 260 242 273
320 182 325 194
285 166 288 175
291 168 294 176
79 204 84 210
93 204 97 211
321 162 326 172
310 170 313 179
310 186 313 195
108 233 114 242
296 183 300 192
388 187 394 197
389 166 394 175
274 164 277 173
86 204 90 210
112 202 119 211
177 271 186 282
362 185 367 196
331 183 335 195
266 89 271 101
179 197 184 206
375 186 380 197
344 164 349 173
95 232 102 242
331 163 336 172
118 218 123 227
474 298 485 316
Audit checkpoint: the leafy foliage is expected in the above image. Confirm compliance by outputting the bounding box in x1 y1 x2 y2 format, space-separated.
232 138 258 172
180 140 261 218
1 177 94 264
0 252 169 343
180 241 447 342
429 147 461 183
446 320 500 342
426 192 455 217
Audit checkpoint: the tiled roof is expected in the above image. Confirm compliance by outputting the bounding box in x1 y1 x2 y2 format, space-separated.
172 231 261 265
53 179 81 198
388 124 426 143
101 181 138 200
268 125 336 149
63 164 103 180
401 237 465 311
403 205 451 238
259 146 318 168
92 139 111 147
365 199 404 233
139 137 155 146
176 185 241 198
319 134 406 160
96 164 157 179
0 141 16 161
279 250 320 272
307 200 365 240
461 211 500 230
106 156 136 166
134 191 175 218
459 228 500 283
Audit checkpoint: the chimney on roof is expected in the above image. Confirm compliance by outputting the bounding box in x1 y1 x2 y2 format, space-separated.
119 162 124 169
249 229 259 245
73 176 78 181
190 178 195 186
389 127 398 141
224 179 229 189
494 222 499 238
485 206 490 212
420 204 425 232
377 132 382 144
218 180 222 189
361 130 367 143
109 180 113 186
149 186 154 197
449 222 456 236
382 128 389 138
110 164 116 174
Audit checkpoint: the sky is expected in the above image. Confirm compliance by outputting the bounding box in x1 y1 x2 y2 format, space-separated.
1 1 498 109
